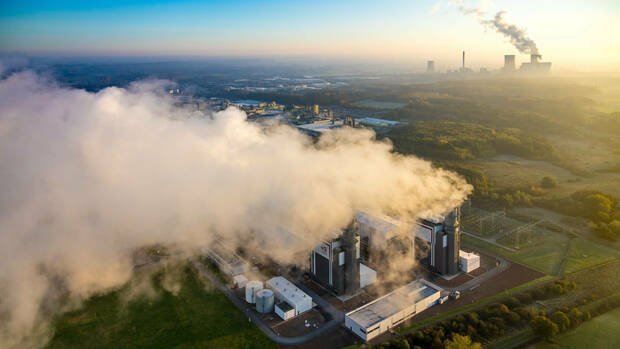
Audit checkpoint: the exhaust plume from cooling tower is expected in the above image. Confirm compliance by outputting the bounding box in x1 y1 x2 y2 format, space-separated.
451 1 540 55
484 11 539 55
0 68 471 348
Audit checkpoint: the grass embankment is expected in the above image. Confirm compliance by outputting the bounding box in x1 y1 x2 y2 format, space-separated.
46 265 275 349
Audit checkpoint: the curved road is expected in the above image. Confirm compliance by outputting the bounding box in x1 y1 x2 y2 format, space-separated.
190 258 344 345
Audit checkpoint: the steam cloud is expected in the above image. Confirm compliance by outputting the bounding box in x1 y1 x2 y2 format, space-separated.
451 0 540 54
484 11 539 55
0 69 471 347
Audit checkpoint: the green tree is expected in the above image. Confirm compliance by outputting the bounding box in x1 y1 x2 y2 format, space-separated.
551 311 571 331
541 176 557 189
444 334 482 349
609 220 620 237
530 315 559 340
585 194 612 222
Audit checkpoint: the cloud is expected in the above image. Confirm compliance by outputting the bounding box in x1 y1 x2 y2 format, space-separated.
0 70 471 347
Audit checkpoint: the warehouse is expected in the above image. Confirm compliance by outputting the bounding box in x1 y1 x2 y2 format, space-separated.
205 242 249 276
266 276 313 320
459 250 480 273
345 280 441 341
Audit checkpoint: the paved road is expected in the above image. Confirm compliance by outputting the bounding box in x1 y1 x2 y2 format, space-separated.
435 240 511 293
190 258 344 345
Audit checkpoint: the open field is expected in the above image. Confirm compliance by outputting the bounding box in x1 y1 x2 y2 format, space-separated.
46 265 275 349
468 155 577 189
532 306 620 349
564 238 620 274
351 100 406 109
463 233 566 275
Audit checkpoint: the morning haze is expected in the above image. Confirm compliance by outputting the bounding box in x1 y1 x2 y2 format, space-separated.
1 1 619 349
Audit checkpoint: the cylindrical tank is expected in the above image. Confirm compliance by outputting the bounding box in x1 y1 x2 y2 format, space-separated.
255 289 275 313
245 280 263 303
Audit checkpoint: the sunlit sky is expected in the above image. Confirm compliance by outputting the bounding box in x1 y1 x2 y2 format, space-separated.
0 0 618 71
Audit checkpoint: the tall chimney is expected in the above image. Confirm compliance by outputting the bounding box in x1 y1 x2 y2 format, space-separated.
462 51 465 69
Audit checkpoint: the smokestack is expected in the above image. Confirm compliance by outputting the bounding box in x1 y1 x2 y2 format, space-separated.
462 51 465 69
531 54 541 65
342 219 360 295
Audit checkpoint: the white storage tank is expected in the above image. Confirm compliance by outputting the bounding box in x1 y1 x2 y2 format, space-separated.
255 289 275 313
245 280 263 303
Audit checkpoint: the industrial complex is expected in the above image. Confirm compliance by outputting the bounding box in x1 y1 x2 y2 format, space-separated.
202 205 493 343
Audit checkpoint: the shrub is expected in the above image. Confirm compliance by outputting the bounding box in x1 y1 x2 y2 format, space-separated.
444 334 483 349
530 315 559 340
550 311 571 331
541 176 557 189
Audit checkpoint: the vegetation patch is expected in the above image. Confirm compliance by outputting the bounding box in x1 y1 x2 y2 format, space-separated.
46 265 275 349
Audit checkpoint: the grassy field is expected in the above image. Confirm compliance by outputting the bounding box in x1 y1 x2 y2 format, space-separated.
468 155 577 189
533 307 620 349
463 233 566 275
564 238 620 274
46 265 275 349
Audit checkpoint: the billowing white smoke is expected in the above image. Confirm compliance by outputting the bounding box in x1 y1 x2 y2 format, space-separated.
450 0 540 54
0 70 471 347
483 11 539 55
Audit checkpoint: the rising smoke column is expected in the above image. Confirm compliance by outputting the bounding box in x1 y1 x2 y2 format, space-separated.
483 11 539 55
0 69 471 348
451 0 540 54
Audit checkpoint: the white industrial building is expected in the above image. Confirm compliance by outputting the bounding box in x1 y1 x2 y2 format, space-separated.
266 276 313 320
345 280 442 341
459 250 480 273
205 243 249 276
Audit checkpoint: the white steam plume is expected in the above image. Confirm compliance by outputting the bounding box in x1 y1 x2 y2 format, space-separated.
0 70 471 347
451 1 540 54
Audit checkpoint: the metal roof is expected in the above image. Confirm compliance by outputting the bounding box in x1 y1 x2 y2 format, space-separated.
266 276 312 308
356 211 402 235
346 280 440 328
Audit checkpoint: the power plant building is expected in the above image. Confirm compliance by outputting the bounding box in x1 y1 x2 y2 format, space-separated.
503 55 516 71
266 276 312 320
414 207 461 275
310 218 380 295
345 279 442 341
519 54 552 73
426 60 435 73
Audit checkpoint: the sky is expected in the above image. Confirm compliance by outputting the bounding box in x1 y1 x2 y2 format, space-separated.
0 0 619 71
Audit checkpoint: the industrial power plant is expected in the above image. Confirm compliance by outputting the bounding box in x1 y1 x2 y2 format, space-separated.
202 204 491 343
427 52 552 75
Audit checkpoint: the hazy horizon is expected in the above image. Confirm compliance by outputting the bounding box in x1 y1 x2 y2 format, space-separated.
1 0 619 72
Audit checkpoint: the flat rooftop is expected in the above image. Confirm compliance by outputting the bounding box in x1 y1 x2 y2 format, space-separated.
347 280 440 328
266 276 312 308
356 211 402 235
296 120 344 133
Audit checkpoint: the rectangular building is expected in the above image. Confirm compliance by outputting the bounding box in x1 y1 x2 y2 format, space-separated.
266 276 312 320
345 280 441 341
459 250 480 273
205 243 249 276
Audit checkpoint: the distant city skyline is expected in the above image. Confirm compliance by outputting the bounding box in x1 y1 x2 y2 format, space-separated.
1 0 618 71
